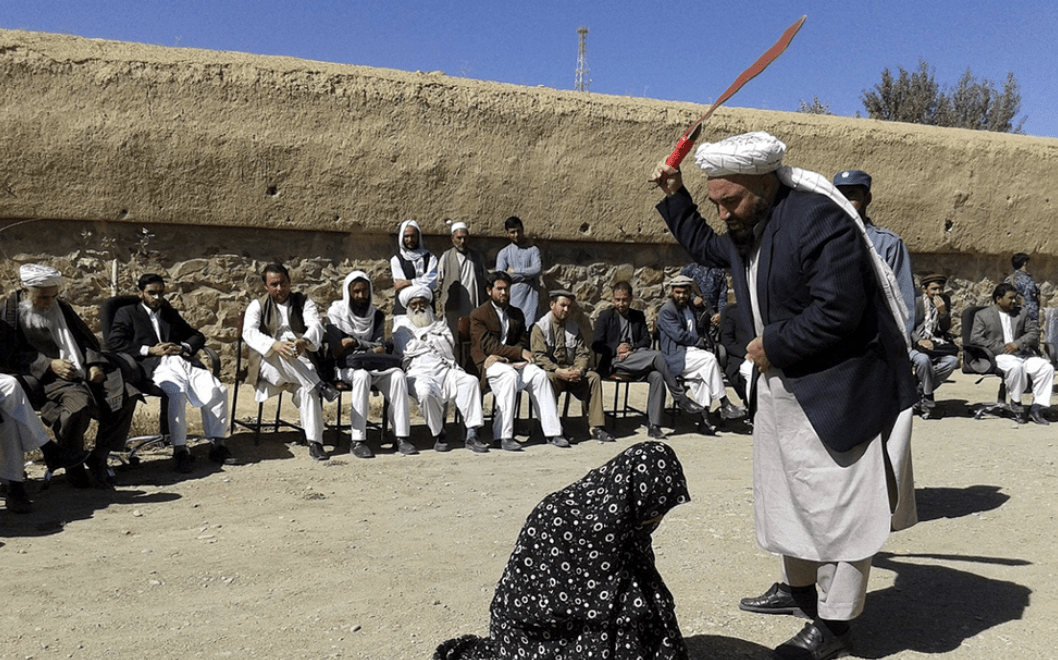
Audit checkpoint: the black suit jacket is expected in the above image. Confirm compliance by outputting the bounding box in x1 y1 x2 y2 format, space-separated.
657 185 915 452
109 302 206 379
591 307 651 377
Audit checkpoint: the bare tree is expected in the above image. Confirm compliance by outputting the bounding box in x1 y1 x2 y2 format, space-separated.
862 60 1025 133
798 96 833 115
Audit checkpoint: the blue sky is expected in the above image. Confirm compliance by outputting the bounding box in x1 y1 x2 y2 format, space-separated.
6 1 1058 138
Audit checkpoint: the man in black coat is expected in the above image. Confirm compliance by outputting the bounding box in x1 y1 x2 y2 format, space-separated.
109 273 233 472
591 281 702 439
652 132 916 660
909 273 959 419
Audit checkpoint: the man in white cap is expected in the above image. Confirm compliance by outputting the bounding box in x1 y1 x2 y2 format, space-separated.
1 263 140 489
469 271 567 451
392 285 486 453
436 219 487 341
242 263 339 462
390 219 438 316
652 132 917 660
326 270 414 458
530 288 614 443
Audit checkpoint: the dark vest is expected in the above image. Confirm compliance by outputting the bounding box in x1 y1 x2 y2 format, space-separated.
393 253 434 315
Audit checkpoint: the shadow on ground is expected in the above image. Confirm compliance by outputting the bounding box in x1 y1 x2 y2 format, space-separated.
915 485 1010 521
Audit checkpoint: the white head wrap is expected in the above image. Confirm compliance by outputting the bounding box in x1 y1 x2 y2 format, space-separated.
20 263 63 288
398 284 433 309
398 219 429 263
446 219 469 234
327 270 377 340
694 131 910 347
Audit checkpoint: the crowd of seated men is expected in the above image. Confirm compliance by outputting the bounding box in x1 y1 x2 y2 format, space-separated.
2 209 1051 513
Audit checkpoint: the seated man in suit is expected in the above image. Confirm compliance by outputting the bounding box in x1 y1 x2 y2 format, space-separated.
1 264 140 489
970 282 1053 425
719 303 753 408
109 273 233 472
657 275 745 435
393 285 485 453
326 270 413 458
909 273 959 419
591 281 703 439
242 263 339 461
530 288 614 443
470 271 566 451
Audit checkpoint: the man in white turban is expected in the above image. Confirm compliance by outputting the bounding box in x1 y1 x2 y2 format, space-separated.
436 219 487 341
1 264 140 490
326 270 413 458
652 132 917 660
390 219 439 316
392 285 486 453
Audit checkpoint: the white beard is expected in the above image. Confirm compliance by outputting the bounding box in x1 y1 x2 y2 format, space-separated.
409 307 435 329
19 298 62 333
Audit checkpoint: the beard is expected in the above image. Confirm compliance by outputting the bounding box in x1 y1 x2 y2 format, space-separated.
729 193 772 257
408 306 435 329
19 297 62 333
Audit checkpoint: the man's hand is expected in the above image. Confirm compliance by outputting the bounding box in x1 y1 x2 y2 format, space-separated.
484 355 507 369
711 313 721 326
49 358 78 380
651 161 683 196
616 343 632 362
1004 342 1019 354
371 345 386 354
88 365 105 384
394 279 411 291
556 368 582 382
521 349 533 363
934 297 948 315
746 336 771 373
148 342 182 357
272 340 300 359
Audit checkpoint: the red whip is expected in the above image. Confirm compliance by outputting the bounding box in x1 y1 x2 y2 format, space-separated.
664 15 807 169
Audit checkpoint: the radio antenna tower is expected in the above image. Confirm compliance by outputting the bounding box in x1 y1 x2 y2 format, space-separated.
575 26 590 92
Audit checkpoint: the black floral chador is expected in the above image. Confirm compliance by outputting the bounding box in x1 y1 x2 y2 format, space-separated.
435 441 690 660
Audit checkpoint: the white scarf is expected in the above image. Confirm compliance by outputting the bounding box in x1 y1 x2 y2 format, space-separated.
398 219 429 265
327 270 377 341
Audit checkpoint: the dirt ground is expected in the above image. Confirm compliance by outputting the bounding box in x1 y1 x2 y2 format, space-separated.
2 371 1055 660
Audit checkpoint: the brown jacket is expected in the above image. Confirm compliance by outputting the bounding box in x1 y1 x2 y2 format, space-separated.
469 301 528 385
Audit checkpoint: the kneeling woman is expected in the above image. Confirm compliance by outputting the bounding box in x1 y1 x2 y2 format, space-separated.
435 441 691 660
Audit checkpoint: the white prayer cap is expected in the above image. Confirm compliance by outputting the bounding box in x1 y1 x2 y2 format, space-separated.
19 263 63 288
694 131 787 177
399 284 433 308
446 219 469 234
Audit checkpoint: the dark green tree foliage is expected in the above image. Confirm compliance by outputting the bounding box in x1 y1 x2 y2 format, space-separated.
861 60 1025 134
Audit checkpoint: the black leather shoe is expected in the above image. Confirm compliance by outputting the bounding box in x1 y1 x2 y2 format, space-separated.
1030 404 1050 426
546 436 571 448
40 442 90 472
696 418 718 436
174 449 195 474
719 400 747 420
676 394 705 415
465 437 490 453
499 438 523 452
739 582 817 619
5 484 32 514
316 382 341 403
774 621 851 660
208 444 236 465
647 425 669 440
309 442 330 461
590 427 616 443
350 441 374 459
397 439 419 456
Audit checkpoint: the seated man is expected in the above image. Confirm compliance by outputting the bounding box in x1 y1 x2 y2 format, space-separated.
592 281 705 439
390 219 438 316
242 263 339 461
657 275 745 435
970 282 1053 425
326 270 413 458
531 289 614 443
1 264 139 489
910 273 959 419
718 303 754 408
470 272 566 451
392 285 486 453
109 273 234 472
1 371 88 513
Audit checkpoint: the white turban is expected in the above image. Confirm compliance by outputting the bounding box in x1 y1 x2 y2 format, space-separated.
399 284 433 309
19 263 63 288
694 131 786 177
446 220 468 234
694 131 911 349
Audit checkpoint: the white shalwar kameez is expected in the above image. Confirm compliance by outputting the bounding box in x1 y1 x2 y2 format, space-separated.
0 374 50 482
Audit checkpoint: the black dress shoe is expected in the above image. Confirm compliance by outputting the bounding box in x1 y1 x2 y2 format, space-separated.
350 441 374 459
499 438 523 452
546 436 571 448
174 449 195 474
647 425 669 440
66 463 92 489
696 418 718 436
465 437 490 454
316 382 341 403
774 621 851 660
40 442 90 472
397 439 419 456
309 442 330 461
590 427 616 443
739 582 817 619
1029 404 1050 426
208 444 236 465
5 483 32 514
676 394 705 415
719 400 747 420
